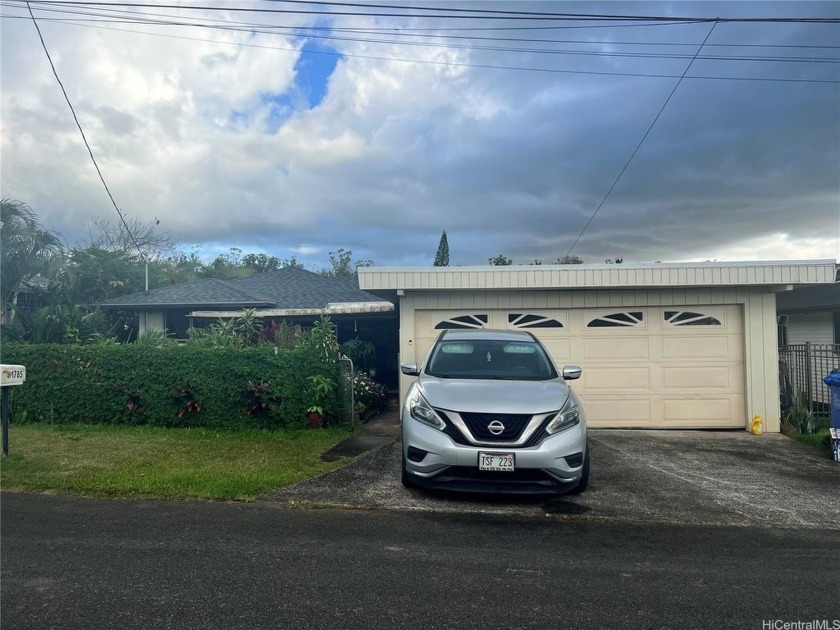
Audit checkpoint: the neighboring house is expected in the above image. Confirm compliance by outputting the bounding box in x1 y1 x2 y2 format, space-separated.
1 274 50 326
777 283 840 346
777 282 840 416
359 259 837 433
101 267 399 388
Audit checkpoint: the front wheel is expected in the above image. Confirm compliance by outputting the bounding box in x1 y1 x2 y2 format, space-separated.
401 451 417 489
567 446 589 495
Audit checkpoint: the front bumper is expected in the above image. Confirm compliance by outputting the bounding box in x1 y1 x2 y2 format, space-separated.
402 412 587 495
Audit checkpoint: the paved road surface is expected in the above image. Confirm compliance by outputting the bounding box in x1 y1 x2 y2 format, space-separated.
3 492 838 630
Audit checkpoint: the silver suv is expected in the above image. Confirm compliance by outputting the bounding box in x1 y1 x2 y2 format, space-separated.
400 329 588 494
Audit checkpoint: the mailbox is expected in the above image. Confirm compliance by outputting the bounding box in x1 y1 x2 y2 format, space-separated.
1 365 26 387
1 364 25 456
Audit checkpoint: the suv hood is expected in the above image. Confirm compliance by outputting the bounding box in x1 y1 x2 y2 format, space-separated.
418 376 569 415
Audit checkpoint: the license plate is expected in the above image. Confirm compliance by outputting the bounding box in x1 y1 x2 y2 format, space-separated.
478 452 515 472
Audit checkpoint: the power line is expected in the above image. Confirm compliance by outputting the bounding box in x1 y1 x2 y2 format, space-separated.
24 1 146 262
565 20 722 258
6 9 838 64
16 0 840 23
4 7 838 83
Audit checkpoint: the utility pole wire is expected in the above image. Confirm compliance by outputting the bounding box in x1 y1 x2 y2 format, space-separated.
25 1 148 273
565 19 721 258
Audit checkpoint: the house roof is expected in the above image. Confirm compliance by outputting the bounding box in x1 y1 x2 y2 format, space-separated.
102 267 391 310
777 283 840 312
359 260 837 293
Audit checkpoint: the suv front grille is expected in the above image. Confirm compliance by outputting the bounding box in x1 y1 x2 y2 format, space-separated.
460 413 531 442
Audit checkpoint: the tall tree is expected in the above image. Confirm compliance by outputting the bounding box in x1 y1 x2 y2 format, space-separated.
88 214 173 259
488 254 513 266
433 231 450 267
321 249 373 277
0 199 64 322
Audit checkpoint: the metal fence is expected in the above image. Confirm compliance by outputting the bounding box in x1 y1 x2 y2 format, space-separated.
778 343 840 419
337 355 355 430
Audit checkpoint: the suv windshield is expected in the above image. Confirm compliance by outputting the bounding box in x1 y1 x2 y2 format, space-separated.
425 339 557 381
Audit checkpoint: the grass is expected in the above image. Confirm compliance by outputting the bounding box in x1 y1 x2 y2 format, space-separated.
0 423 356 500
793 427 832 452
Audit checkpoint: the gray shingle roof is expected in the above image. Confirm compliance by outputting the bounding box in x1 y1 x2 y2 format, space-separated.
777 283 840 312
102 268 390 310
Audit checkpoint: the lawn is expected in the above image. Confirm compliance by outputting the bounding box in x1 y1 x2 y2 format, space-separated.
793 427 832 452
0 424 355 500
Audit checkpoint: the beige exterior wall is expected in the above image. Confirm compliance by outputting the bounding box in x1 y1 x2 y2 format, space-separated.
397 287 781 432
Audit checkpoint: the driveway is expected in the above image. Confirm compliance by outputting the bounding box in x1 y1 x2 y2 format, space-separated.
267 419 840 529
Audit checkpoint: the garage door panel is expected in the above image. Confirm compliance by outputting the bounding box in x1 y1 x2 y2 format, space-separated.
539 338 571 362
583 367 651 390
663 398 736 422
662 366 738 391
583 337 650 360
662 336 732 360
586 399 651 422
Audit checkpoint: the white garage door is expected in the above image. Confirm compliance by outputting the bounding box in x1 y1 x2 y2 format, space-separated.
413 306 745 428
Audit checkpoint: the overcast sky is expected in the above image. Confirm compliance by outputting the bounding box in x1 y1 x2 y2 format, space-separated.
1 1 838 268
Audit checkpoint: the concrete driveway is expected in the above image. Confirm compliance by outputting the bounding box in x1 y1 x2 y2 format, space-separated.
267 416 840 529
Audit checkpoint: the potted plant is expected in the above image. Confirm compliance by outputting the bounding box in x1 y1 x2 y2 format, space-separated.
306 374 335 428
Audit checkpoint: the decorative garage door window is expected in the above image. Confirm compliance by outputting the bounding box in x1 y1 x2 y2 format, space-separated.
507 313 564 329
663 311 722 326
587 311 644 328
434 314 489 330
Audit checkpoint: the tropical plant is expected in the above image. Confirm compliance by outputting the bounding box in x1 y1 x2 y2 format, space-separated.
784 391 817 435
243 379 282 417
300 315 338 365
235 308 264 347
306 374 335 416
134 330 176 347
261 321 303 349
1 199 65 322
349 371 387 417
340 337 376 372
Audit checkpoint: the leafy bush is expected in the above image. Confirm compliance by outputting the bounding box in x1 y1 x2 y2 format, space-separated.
1 343 340 430
350 371 387 418
340 337 376 372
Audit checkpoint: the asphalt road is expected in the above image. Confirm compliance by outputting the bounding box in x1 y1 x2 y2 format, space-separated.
3 492 839 630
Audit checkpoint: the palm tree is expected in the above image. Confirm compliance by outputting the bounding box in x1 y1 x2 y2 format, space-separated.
1 199 64 324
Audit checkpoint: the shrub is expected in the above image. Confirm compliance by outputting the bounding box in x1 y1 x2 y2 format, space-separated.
349 371 387 418
0 342 340 430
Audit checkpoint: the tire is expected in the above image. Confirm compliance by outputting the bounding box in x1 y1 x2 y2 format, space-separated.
401 451 416 489
567 446 589 495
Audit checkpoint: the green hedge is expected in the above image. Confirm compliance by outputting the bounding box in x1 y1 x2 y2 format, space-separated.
0 343 340 430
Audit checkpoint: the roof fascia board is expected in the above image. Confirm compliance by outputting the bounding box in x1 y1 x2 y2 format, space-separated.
358 260 837 291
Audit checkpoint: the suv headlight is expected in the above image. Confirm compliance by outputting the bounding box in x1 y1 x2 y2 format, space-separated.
408 391 445 430
545 397 579 435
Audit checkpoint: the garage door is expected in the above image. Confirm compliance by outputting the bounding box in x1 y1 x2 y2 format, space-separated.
413 306 745 428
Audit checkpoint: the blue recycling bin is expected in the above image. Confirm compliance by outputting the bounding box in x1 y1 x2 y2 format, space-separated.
822 369 840 428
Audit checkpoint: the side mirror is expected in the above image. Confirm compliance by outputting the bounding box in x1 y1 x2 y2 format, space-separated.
562 365 582 381
400 362 420 377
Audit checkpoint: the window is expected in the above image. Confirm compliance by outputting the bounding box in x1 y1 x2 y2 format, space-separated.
434 314 489 330
508 313 564 329
587 311 644 328
664 311 722 326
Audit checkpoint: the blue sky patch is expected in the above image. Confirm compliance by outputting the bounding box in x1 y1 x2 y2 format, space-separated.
294 39 340 109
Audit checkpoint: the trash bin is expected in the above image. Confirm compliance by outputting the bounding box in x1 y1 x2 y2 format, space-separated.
823 369 840 429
